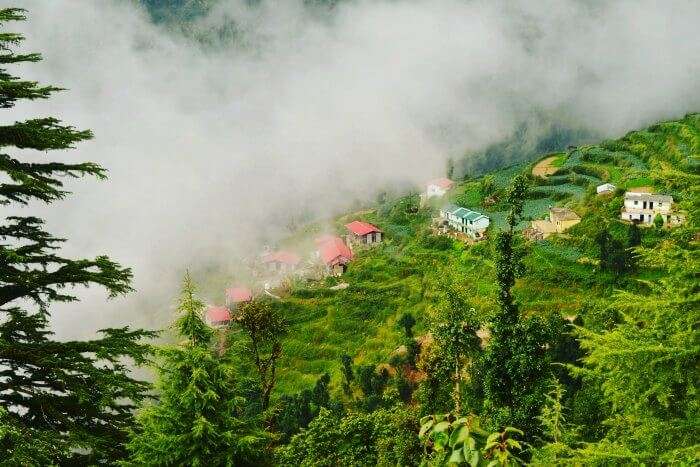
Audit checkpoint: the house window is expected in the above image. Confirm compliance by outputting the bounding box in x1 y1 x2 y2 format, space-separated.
634 200 638 205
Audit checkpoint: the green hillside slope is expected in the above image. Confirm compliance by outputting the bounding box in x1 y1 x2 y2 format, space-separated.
198 113 698 465
255 113 699 396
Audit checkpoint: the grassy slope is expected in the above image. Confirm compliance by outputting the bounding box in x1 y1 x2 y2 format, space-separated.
231 113 700 397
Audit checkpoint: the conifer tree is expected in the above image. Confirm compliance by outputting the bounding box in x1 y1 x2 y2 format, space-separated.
0 8 154 464
126 273 269 466
568 246 699 464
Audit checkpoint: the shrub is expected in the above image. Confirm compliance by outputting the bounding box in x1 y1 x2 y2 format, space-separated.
275 408 422 466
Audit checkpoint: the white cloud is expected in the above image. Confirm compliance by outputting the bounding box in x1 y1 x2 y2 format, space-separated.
8 0 699 337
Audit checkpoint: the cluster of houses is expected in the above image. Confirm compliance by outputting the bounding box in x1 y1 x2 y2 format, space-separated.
206 177 684 326
206 221 384 326
207 286 253 326
424 178 491 241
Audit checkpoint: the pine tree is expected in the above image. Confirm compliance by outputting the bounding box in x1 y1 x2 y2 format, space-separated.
0 8 154 464
569 245 699 464
126 273 270 466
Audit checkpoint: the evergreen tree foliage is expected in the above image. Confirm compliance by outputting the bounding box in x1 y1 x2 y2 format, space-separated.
126 273 270 466
653 213 664 229
446 157 455 179
596 227 631 275
356 364 391 411
431 287 481 414
479 175 497 201
567 245 700 464
0 8 154 464
274 372 337 443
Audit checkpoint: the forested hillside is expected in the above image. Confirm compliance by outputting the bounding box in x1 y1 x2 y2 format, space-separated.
172 113 698 465
1 5 698 465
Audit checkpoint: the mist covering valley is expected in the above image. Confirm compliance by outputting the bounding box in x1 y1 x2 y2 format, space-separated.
9 0 700 338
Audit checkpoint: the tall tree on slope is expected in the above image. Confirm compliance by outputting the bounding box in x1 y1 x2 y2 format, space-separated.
476 175 563 437
0 8 154 464
126 273 269 466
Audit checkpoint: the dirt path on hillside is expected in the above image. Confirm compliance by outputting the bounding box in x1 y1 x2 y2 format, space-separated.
532 156 559 178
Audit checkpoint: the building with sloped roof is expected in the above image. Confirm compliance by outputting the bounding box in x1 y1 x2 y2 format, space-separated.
525 206 580 240
439 204 490 240
316 235 354 276
225 286 253 307
345 221 382 245
426 178 455 198
261 250 301 273
596 183 616 195
206 305 231 326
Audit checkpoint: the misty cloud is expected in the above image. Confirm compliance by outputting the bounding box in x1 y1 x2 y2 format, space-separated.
8 0 699 338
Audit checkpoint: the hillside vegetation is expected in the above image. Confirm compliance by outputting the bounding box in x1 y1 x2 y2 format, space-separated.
177 113 700 465
4 7 697 464
267 113 698 394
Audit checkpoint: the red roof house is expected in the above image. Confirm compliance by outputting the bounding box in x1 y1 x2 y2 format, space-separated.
314 234 338 246
426 178 455 198
206 305 230 325
225 286 253 306
261 250 301 272
345 221 383 245
318 236 353 267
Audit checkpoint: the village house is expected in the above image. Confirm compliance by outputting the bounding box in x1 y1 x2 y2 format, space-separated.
316 235 354 276
206 305 231 327
225 286 252 308
426 178 455 198
596 183 616 195
620 192 681 225
526 206 580 240
439 204 490 240
345 221 382 245
261 250 301 273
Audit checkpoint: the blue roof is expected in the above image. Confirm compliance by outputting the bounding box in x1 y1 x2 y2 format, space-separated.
442 204 488 222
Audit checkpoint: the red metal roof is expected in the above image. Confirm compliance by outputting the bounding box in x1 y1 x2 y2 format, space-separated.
206 305 230 323
314 234 338 246
262 250 301 265
225 286 252 303
345 221 381 236
318 236 353 266
427 178 454 189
